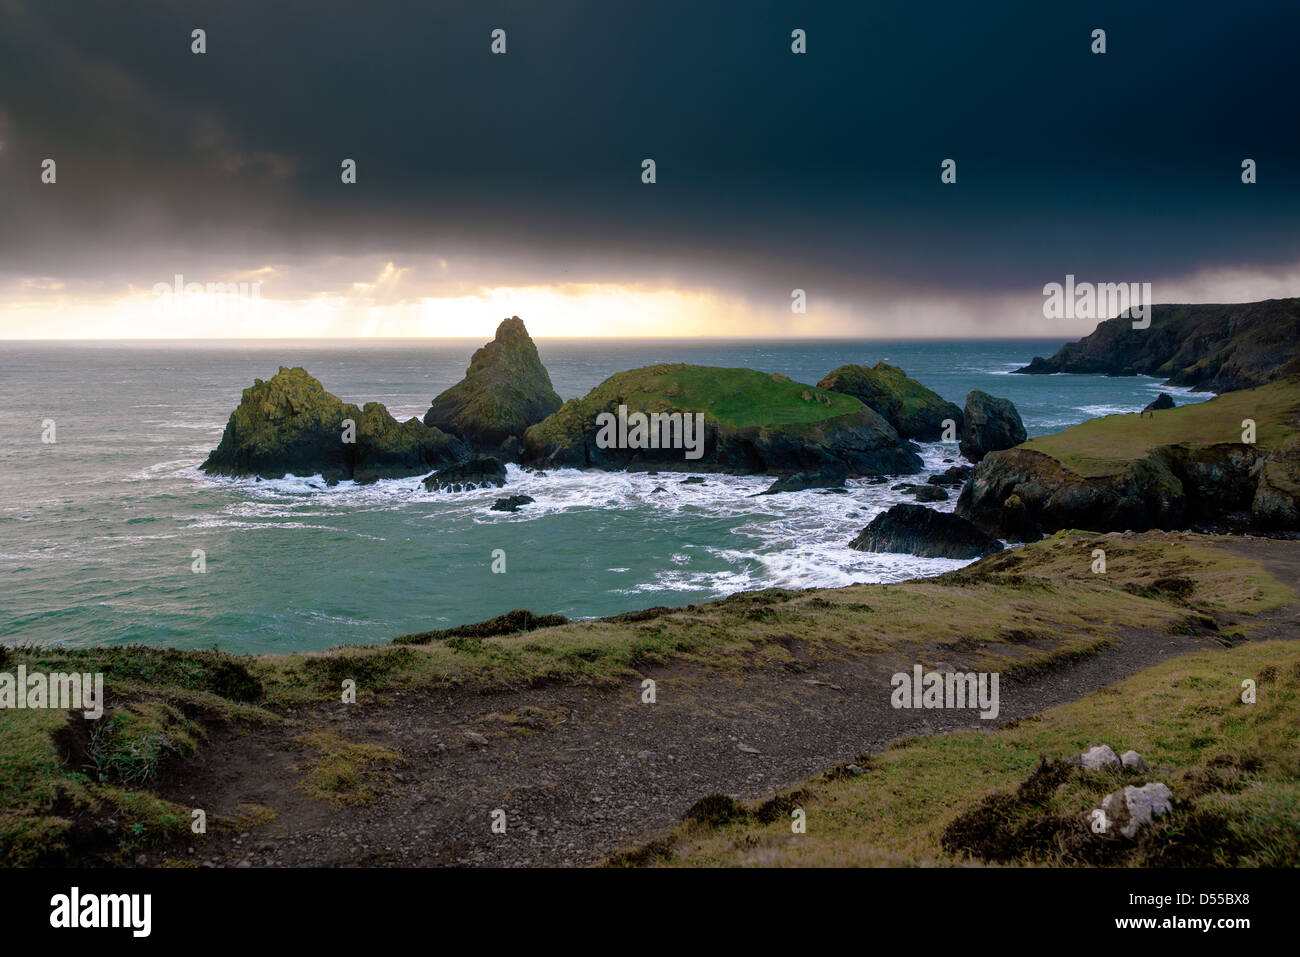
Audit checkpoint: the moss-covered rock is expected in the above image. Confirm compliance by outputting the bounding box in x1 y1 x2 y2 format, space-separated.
817 363 962 441
424 317 562 455
201 367 468 483
522 363 923 476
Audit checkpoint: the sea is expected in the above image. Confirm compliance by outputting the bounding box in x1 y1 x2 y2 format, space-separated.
0 339 1214 653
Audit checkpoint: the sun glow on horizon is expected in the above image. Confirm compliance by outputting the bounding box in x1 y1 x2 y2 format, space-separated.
3 258 1300 341
0 269 871 339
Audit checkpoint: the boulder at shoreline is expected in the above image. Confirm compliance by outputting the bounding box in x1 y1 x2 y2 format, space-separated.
849 503 1005 559
959 390 1027 463
758 464 848 495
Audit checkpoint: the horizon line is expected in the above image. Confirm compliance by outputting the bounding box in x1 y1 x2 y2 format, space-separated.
0 334 1073 343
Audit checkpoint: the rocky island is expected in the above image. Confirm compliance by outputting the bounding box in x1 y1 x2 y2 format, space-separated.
522 363 925 476
201 366 468 484
201 323 965 486
423 316 563 459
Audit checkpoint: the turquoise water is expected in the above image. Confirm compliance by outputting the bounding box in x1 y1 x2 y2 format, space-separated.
0 339 1213 653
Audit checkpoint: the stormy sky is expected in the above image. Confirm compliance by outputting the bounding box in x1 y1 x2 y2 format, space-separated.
1 0 1298 338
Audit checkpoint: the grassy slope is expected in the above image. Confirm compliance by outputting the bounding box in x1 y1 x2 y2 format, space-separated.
631 639 1300 867
528 364 862 438
1 531 1292 865
1021 376 1300 478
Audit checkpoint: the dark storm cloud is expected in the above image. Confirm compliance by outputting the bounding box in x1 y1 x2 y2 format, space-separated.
1 0 1298 303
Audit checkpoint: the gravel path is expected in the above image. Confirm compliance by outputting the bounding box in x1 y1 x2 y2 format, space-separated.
147 537 1300 868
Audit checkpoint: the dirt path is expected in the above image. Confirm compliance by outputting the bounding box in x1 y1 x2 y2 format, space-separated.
148 539 1300 868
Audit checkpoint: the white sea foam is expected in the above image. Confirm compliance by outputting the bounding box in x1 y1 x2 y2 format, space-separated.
125 458 206 482
1078 404 1134 418
1145 381 1215 400
182 447 977 601
185 518 348 532
984 361 1032 375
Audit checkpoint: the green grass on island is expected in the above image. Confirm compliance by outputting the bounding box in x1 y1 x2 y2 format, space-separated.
620 638 1300 867
865 363 953 426
816 362 960 434
528 364 863 438
1022 375 1300 478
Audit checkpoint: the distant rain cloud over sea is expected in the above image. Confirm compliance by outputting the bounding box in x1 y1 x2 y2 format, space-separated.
1 0 1298 337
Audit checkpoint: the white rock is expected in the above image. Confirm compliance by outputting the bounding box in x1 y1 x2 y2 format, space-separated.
1120 750 1148 771
1101 782 1174 839
1079 744 1121 771
463 730 489 747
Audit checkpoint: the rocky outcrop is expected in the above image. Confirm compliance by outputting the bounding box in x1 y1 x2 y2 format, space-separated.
423 456 508 492
928 465 973 487
817 363 962 441
956 443 1283 541
523 364 923 476
960 376 1300 538
758 464 847 495
959 391 1026 463
424 317 562 457
1015 297 1300 393
490 495 534 512
202 367 468 483
1252 434 1300 528
849 504 1004 559
909 484 949 502
1143 393 1175 413
891 483 949 502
